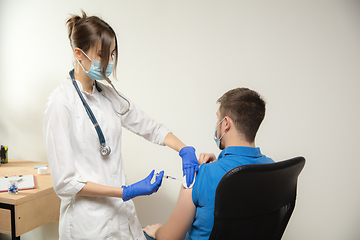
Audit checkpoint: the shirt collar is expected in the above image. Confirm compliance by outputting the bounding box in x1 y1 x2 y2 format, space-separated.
73 79 96 95
218 146 262 160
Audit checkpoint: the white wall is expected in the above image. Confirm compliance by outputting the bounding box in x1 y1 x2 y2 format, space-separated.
1 0 359 239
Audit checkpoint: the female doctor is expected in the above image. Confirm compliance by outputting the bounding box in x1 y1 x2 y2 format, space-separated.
43 11 198 240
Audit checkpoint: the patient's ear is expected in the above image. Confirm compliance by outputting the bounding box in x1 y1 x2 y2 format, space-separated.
223 116 232 131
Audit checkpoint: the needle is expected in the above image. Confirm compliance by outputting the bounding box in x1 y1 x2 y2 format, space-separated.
164 175 176 180
163 175 181 181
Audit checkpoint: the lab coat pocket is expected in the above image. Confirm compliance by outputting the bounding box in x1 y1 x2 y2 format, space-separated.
70 196 110 239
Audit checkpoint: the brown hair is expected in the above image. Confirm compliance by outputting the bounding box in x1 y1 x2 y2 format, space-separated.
217 88 266 143
66 10 118 78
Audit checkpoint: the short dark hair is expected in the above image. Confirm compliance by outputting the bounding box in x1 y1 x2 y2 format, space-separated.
217 88 266 143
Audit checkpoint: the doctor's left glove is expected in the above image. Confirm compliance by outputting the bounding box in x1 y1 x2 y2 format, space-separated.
180 146 199 188
122 170 164 202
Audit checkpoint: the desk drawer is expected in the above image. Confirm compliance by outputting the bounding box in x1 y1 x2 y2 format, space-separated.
0 208 11 235
15 192 60 236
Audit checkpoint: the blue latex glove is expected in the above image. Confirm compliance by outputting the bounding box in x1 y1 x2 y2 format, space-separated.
122 170 164 201
179 146 199 187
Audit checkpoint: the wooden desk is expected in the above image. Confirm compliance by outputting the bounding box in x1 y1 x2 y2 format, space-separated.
0 159 60 240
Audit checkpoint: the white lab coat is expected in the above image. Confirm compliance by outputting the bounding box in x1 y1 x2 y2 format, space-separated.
43 76 170 240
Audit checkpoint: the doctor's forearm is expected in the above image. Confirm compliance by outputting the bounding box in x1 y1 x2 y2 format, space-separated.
77 181 123 198
164 133 186 152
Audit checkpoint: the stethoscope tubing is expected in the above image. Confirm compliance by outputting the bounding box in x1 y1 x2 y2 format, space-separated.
70 69 107 146
69 69 130 155
108 82 130 115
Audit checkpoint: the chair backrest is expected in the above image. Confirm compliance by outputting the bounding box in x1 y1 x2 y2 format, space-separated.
209 156 305 240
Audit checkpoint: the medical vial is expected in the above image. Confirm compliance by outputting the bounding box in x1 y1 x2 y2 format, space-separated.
8 178 18 194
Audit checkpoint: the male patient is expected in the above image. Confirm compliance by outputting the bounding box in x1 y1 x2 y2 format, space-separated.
143 87 274 240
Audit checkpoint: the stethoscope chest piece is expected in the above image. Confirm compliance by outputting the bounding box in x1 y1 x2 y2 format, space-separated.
100 144 111 156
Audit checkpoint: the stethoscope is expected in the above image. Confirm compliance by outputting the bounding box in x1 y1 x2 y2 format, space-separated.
69 69 130 156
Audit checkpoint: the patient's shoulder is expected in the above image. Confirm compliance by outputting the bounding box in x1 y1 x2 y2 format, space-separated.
195 161 226 187
198 160 222 175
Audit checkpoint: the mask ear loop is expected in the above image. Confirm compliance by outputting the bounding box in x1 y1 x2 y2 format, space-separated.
78 48 92 61
217 117 228 141
218 129 227 141
74 48 92 73
75 57 86 72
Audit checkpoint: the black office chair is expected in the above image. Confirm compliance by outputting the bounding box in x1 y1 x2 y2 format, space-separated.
209 156 305 240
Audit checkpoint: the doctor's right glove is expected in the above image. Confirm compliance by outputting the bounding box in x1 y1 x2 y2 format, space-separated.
179 146 199 188
122 170 164 201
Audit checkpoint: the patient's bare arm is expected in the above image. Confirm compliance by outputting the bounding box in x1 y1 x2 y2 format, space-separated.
143 186 196 240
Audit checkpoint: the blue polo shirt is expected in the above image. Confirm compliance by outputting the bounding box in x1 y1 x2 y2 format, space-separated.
185 146 274 240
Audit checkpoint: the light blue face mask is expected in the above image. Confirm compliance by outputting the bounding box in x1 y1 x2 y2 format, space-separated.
77 49 114 80
214 118 227 149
